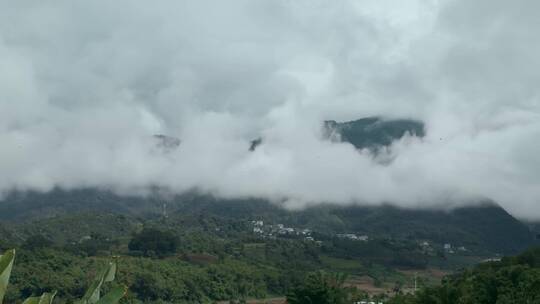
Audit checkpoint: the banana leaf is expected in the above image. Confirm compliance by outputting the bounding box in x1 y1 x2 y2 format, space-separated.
22 291 57 304
0 249 15 304
76 261 117 304
95 286 127 304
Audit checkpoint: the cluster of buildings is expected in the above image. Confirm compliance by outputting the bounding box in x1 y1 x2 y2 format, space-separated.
420 241 467 255
443 243 467 254
250 220 371 244
250 220 313 240
336 233 369 242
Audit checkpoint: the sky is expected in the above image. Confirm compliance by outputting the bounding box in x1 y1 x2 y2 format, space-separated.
1 0 539 219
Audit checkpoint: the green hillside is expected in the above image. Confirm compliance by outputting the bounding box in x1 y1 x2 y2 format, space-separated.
0 190 535 255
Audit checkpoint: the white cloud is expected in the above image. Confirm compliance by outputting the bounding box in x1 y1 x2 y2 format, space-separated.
0 0 539 219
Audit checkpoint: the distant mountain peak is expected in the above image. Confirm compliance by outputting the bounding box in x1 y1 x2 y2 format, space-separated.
323 116 425 150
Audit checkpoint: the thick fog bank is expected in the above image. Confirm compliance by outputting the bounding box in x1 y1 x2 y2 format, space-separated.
1 0 539 219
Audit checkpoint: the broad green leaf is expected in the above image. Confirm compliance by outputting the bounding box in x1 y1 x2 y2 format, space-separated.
23 291 57 304
22 296 40 304
78 261 117 304
38 291 57 304
103 262 116 283
0 249 15 304
83 280 102 304
95 286 127 304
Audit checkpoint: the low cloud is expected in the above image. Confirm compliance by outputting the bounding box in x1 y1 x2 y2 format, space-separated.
1 0 539 219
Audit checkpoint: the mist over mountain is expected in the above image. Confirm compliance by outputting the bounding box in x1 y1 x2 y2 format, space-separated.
1 0 540 219
0 112 534 255
0 113 536 256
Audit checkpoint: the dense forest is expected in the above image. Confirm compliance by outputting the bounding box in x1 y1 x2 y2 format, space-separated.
0 211 436 303
284 247 540 304
4 240 540 303
387 247 540 303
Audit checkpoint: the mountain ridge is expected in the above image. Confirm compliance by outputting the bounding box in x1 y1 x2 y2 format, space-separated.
0 188 534 254
323 116 425 150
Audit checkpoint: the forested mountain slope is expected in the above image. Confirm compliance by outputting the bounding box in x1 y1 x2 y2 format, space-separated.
0 189 534 254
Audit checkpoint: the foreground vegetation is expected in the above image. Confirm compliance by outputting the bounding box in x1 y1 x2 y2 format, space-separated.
5 246 540 304
0 250 125 304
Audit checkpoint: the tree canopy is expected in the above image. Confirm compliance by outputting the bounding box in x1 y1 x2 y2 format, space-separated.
128 228 179 257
